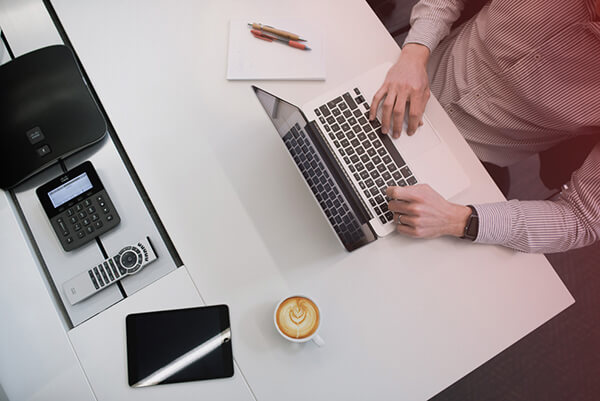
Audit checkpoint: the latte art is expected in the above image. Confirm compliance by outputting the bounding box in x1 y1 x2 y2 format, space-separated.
276 296 320 339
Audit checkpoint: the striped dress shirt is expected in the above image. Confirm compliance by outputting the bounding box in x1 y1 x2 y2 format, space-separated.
404 0 600 253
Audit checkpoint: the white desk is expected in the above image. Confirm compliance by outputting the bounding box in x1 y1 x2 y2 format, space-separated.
2 0 574 400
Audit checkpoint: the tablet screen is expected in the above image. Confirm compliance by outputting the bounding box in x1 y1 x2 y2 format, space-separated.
126 305 233 387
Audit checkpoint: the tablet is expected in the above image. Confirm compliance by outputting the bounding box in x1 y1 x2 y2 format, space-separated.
126 305 233 387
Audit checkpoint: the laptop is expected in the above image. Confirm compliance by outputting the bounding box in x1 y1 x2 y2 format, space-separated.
253 62 469 251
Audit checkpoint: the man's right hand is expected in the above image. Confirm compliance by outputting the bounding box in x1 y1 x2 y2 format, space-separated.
370 43 431 138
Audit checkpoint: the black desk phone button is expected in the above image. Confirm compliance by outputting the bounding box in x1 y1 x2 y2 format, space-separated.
36 145 51 157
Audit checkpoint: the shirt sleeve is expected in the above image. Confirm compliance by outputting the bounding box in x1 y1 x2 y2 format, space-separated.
472 142 600 253
403 0 467 52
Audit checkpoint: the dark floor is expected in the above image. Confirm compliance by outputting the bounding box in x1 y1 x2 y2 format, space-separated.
367 1 600 400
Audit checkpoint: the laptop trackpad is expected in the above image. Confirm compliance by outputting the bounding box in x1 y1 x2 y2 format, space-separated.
392 119 441 156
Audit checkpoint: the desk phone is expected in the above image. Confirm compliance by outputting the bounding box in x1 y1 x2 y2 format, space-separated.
36 161 120 251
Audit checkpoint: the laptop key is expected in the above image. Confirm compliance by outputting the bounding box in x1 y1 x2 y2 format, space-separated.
331 123 340 132
339 102 348 111
327 97 343 109
343 110 352 118
354 109 362 117
343 92 358 109
319 105 330 116
400 166 412 177
332 108 341 117
407 176 418 185
350 154 359 163
341 123 350 131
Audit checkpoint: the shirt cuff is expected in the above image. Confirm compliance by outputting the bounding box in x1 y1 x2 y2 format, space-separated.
471 202 516 244
403 19 444 52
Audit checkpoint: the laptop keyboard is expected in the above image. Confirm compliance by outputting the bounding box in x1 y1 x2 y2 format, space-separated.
283 123 366 246
314 88 418 225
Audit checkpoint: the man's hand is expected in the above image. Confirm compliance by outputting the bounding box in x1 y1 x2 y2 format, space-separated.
386 184 471 239
370 44 431 138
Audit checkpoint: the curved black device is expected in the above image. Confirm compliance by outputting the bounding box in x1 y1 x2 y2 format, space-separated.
0 45 107 189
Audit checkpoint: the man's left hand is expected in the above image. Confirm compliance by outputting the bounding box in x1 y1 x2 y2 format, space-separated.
386 184 472 239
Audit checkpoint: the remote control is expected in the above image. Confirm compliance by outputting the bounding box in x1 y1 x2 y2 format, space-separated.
63 237 158 305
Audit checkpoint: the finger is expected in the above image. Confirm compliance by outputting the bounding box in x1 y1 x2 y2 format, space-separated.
388 200 412 215
396 214 417 228
391 95 408 138
386 185 421 202
380 92 396 135
395 223 418 237
406 95 426 136
370 86 387 121
418 119 424 127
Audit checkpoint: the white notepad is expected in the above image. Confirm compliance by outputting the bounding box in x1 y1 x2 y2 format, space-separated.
227 19 325 80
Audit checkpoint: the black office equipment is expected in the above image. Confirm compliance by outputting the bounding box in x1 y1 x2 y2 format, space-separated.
126 305 234 387
0 45 106 189
36 161 120 251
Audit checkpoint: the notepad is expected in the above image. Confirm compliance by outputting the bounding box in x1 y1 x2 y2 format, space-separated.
227 19 326 80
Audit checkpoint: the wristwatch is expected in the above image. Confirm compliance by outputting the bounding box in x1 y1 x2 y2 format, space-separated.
461 205 479 241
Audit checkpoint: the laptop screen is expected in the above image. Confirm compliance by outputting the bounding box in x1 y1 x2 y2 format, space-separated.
252 86 376 251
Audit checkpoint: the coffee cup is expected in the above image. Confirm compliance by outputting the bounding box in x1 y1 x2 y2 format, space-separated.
274 295 324 347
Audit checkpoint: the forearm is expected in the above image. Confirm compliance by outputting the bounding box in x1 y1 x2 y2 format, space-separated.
473 199 599 253
403 0 466 52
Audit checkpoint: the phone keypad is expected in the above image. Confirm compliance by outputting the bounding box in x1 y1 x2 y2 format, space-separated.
51 189 120 251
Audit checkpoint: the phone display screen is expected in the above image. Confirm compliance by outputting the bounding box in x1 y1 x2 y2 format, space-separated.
47 172 93 208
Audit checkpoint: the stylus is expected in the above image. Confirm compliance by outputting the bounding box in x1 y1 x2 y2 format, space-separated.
132 328 232 388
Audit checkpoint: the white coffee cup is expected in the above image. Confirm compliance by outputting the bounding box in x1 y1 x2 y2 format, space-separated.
274 295 325 347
